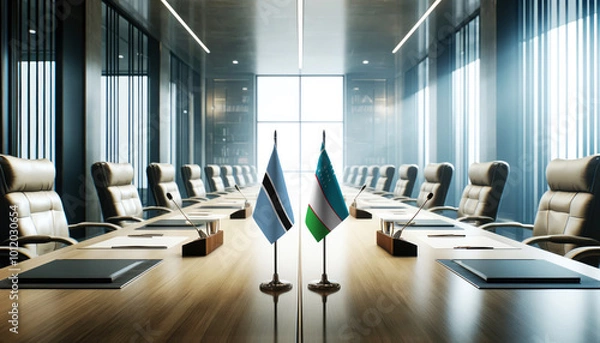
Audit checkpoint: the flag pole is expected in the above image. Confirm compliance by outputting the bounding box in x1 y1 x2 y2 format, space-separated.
308 236 340 291
260 131 292 293
308 131 341 292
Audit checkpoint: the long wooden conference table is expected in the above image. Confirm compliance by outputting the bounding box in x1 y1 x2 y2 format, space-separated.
1 186 600 342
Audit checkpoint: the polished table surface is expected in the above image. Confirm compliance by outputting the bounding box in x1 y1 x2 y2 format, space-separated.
2 187 600 342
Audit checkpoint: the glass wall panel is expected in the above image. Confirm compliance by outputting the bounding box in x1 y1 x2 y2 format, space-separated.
257 76 344 175
9 0 56 160
256 76 299 122
101 2 150 198
451 16 480 203
521 0 599 219
170 54 201 191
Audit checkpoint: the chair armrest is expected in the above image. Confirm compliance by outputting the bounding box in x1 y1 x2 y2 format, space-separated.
205 193 222 199
428 206 458 213
391 195 408 200
182 198 205 204
106 215 144 226
522 234 600 247
479 221 534 232
68 222 121 232
142 206 173 213
397 197 417 204
2 234 78 246
564 246 600 262
456 215 496 226
189 196 210 201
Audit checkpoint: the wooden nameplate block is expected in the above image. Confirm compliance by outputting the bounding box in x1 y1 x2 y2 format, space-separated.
230 203 252 219
349 203 372 219
182 230 224 256
376 230 417 257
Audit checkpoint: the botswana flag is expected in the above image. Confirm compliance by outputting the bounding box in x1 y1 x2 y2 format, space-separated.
252 144 295 244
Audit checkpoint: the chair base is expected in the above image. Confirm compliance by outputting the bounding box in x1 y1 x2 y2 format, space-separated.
182 230 224 256
376 230 417 256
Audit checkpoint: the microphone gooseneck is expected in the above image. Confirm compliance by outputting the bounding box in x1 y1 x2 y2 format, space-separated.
393 192 433 239
352 184 367 207
167 192 208 238
234 184 249 206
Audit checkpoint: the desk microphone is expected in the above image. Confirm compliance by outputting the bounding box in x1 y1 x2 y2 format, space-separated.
393 192 433 239
167 192 207 238
234 184 249 206
352 184 367 207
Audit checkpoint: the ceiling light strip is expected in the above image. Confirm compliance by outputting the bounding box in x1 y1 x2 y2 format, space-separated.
161 0 210 53
392 0 442 54
297 0 304 70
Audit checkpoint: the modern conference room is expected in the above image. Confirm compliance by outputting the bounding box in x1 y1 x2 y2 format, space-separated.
1 0 600 342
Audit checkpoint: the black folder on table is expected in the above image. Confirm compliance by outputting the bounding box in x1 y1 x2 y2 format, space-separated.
19 259 144 283
1 259 161 289
453 259 581 284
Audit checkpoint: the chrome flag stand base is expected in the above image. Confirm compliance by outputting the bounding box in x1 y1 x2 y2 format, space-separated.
308 236 340 292
308 273 340 292
260 241 292 292
260 273 293 293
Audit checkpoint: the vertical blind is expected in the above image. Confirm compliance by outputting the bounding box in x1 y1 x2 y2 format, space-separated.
11 0 56 160
101 2 149 195
452 15 480 201
521 0 599 215
402 57 429 182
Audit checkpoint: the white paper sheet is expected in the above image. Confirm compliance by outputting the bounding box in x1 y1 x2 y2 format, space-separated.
82 236 189 249
418 235 519 250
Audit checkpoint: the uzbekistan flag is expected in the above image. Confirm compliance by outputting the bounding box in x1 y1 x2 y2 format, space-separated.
305 143 349 242
253 145 295 244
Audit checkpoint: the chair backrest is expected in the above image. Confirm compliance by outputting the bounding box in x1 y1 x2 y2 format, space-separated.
347 166 359 185
181 164 207 198
147 163 181 210
393 164 418 197
457 161 510 221
417 162 454 209
533 155 600 255
221 165 236 188
91 162 144 220
242 165 253 185
374 165 396 192
0 155 69 257
354 165 368 187
364 165 379 188
250 165 258 184
204 164 225 192
342 166 351 184
233 165 246 187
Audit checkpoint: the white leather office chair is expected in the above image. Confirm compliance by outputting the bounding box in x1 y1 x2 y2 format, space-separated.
0 155 119 264
481 155 600 257
91 161 172 226
430 161 509 226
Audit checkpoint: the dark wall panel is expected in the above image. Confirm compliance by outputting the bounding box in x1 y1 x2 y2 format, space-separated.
56 1 86 223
